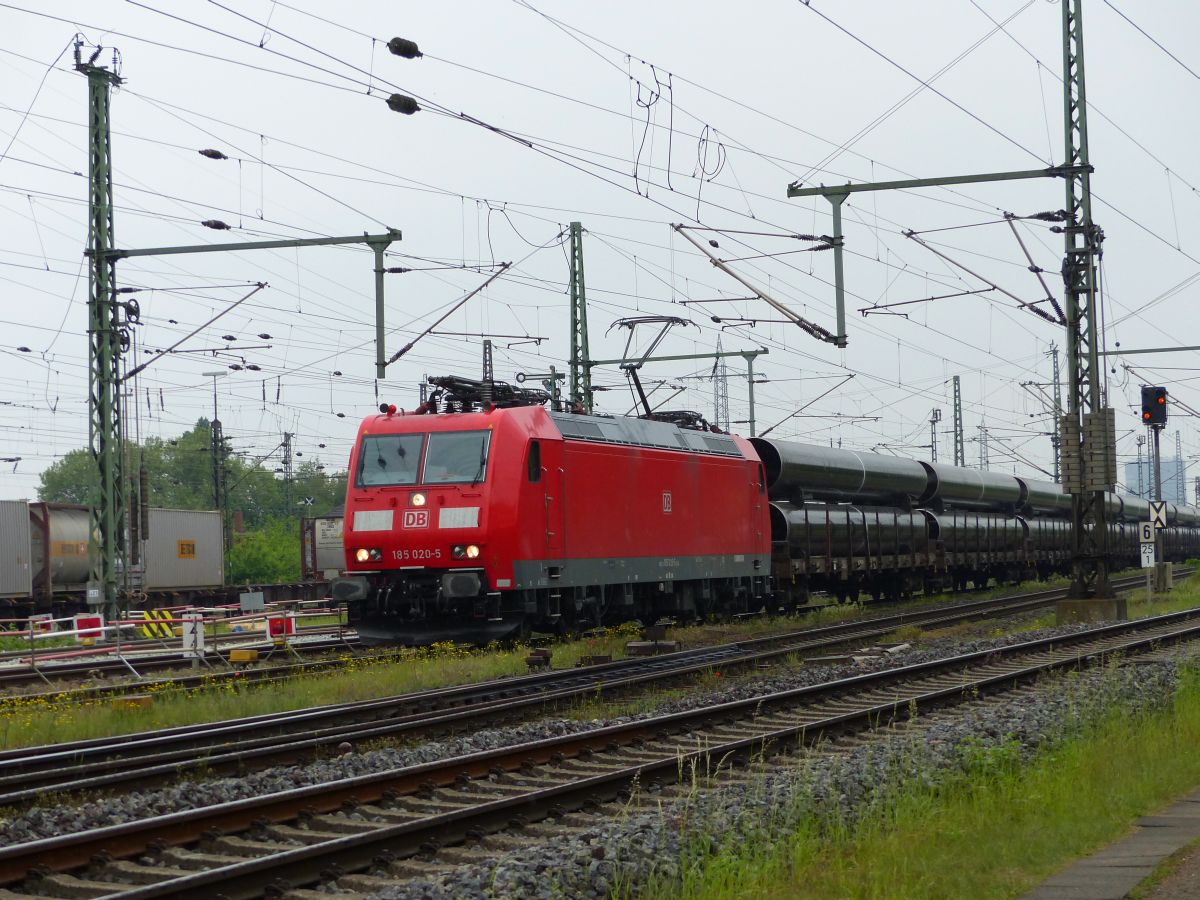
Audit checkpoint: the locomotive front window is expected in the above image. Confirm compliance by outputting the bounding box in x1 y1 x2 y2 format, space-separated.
357 434 425 486
423 431 490 484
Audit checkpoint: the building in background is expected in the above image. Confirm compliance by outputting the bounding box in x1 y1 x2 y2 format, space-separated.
1124 457 1188 503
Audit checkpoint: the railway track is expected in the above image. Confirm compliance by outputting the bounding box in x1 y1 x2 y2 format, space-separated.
0 569 1179 807
1 601 1198 899
0 632 361 692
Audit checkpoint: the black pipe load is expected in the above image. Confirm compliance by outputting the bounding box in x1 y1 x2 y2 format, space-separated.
768 501 936 558
931 511 1029 554
1123 495 1151 524
918 462 1025 510
1019 478 1073 516
751 438 928 505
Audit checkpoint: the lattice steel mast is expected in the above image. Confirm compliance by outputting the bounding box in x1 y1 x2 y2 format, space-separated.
1058 0 1115 599
567 222 591 412
713 336 731 432
79 41 124 620
1050 342 1062 482
952 376 965 467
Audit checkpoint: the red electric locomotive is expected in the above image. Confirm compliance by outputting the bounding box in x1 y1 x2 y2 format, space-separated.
334 376 771 645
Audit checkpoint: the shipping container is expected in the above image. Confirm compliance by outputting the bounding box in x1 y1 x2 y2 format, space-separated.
0 500 32 598
143 508 224 590
31 503 90 588
301 515 344 579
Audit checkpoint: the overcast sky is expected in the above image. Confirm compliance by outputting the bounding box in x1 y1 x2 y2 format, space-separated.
2 0 1198 503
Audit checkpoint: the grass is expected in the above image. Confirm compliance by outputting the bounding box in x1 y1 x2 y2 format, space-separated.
1009 565 1200 633
4 569 1193 751
641 660 1200 900
0 600 942 749
0 625 630 750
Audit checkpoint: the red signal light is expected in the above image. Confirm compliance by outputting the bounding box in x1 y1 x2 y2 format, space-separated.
1143 412 1151 421
1157 396 1166 404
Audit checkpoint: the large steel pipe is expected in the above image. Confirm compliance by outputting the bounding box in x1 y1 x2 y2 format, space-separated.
1019 478 1073 516
935 511 1028 554
769 501 935 558
919 463 1025 510
751 438 928 504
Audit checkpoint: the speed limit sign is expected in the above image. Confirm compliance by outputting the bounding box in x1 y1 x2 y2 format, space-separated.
1139 521 1155 544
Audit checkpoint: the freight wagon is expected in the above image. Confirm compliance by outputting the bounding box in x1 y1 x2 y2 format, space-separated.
0 501 224 613
301 515 345 581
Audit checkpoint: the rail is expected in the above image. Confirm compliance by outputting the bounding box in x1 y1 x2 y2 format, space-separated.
2 601 1198 896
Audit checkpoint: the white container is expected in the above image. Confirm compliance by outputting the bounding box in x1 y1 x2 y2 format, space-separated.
314 516 344 576
143 508 223 589
0 499 32 597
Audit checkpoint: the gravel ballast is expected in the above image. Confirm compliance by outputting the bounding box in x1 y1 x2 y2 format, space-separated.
363 652 1193 900
0 620 1141 848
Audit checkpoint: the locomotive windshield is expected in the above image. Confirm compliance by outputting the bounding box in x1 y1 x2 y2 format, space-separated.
423 431 490 484
357 434 425 486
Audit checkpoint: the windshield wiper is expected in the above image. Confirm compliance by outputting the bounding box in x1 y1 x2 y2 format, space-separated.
470 446 487 487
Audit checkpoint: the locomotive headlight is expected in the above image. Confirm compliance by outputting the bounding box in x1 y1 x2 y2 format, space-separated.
465 544 481 559
411 492 426 507
369 548 383 562
355 548 370 563
451 545 466 559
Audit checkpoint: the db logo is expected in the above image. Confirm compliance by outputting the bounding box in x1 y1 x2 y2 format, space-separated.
402 510 430 528
662 491 673 514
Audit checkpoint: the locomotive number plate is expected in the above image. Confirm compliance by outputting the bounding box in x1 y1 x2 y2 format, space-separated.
393 548 442 561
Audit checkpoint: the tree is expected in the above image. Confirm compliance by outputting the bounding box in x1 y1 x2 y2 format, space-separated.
39 420 347 530
226 517 301 583
37 449 98 504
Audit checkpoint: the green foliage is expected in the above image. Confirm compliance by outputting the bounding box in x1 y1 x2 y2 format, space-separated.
227 518 301 584
38 419 347 527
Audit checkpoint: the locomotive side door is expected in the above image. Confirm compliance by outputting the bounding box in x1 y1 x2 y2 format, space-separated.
753 462 766 553
544 449 565 561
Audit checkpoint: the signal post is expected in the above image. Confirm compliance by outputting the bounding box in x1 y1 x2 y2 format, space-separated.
1142 386 1171 592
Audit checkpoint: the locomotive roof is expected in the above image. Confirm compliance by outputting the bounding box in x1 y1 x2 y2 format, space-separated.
360 406 746 459
548 411 743 457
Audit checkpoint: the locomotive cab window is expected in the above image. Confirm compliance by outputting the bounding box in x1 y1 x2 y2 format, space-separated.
423 431 491 484
357 434 425 486
527 440 541 483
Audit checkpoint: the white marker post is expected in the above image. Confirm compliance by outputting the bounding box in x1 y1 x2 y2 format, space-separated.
1141 522 1156 603
181 611 205 670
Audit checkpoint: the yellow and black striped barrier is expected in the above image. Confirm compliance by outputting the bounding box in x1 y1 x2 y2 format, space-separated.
138 609 174 639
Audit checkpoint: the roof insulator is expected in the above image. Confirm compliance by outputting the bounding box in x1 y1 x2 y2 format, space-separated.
386 93 420 115
387 37 422 59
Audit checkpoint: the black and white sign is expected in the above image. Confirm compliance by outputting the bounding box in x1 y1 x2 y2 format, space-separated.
1140 521 1155 544
1141 544 1156 568
1151 500 1168 530
181 612 205 658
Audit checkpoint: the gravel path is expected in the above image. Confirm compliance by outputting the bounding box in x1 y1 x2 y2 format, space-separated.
0 620 1117 847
